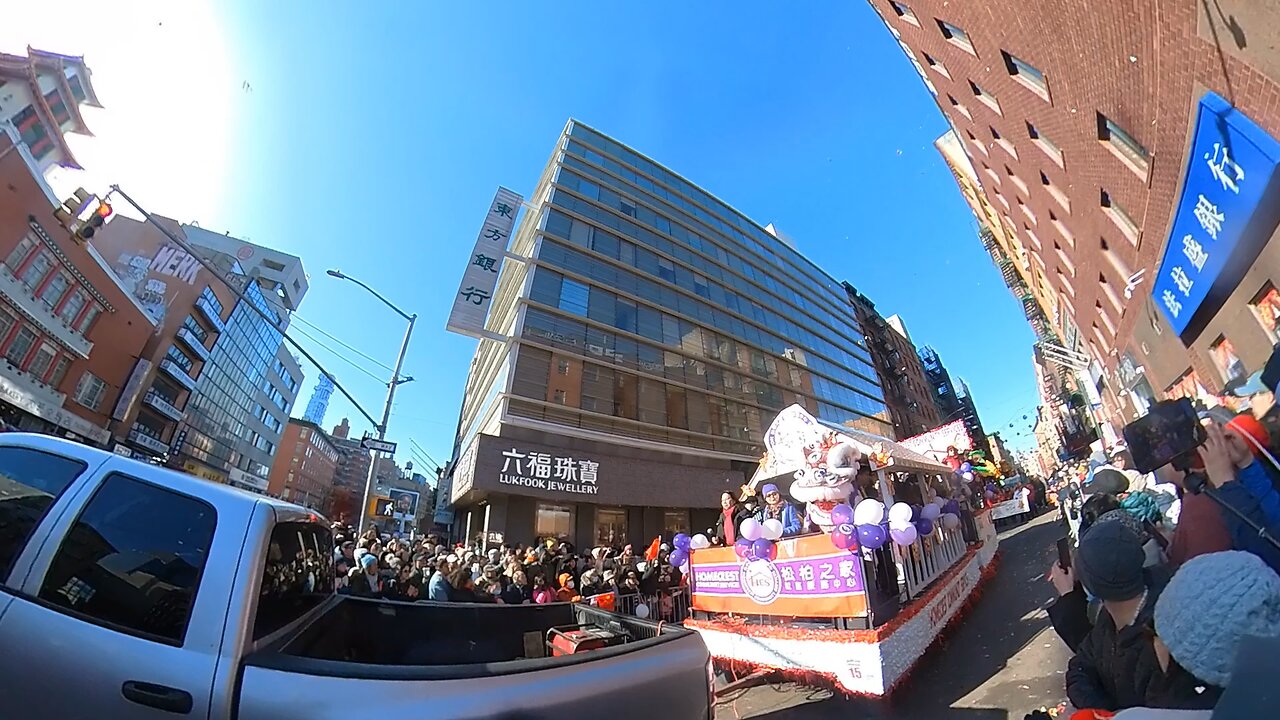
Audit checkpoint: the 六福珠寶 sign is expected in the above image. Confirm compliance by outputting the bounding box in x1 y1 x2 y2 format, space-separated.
1152 92 1280 338
498 448 600 495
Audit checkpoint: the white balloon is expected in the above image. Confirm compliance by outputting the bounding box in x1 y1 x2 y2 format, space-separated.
761 518 784 541
634 603 650 619
691 533 710 549
854 498 886 526
888 502 913 526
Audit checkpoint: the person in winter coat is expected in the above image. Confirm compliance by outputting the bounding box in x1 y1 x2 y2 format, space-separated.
427 557 452 602
348 553 383 597
555 573 579 602
755 483 803 537
578 569 604 598
500 570 532 605
1198 420 1280 573
446 567 495 603
715 492 752 545
1054 520 1172 711
530 573 556 604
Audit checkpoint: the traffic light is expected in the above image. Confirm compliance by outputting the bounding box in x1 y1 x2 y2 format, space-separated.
52 188 111 246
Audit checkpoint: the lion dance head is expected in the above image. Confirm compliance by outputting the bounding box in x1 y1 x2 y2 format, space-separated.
790 433 861 532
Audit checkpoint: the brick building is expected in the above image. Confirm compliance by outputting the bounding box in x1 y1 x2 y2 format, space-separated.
871 0 1280 438
267 418 339 511
328 417 372 521
0 133 154 445
844 282 941 437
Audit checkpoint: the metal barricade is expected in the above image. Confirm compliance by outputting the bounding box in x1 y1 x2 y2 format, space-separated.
587 586 691 623
892 524 966 600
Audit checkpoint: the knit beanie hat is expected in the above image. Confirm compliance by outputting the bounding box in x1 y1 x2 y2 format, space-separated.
1155 550 1280 688
1075 519 1146 601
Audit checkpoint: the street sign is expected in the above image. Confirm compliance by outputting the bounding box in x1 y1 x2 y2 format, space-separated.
361 436 397 454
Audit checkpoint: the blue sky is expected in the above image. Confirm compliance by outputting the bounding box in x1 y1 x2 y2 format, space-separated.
11 1 1042 466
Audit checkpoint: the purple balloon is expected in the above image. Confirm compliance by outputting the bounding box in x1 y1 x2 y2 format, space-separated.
856 523 888 550
752 537 777 562
673 533 691 551
830 503 855 526
669 548 688 567
734 538 752 558
910 504 922 522
830 523 857 550
943 500 961 516
960 462 972 472
890 524 918 546
916 517 935 537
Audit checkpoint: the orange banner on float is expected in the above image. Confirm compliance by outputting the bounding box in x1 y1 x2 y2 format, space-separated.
689 534 868 618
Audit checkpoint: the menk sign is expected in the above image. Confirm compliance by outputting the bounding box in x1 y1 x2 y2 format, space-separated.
1152 91 1280 340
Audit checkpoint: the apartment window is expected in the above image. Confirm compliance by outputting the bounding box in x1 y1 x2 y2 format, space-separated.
19 251 53 291
1001 51 1049 99
13 106 54 160
946 94 971 121
889 2 920 25
77 305 100 335
657 257 676 283
0 309 15 347
5 326 36 367
1005 165 1029 195
1054 241 1076 277
923 52 949 78
981 161 1001 186
58 290 87 325
1026 121 1064 167
937 19 975 54
1098 274 1124 316
1041 171 1070 212
1049 210 1074 247
44 89 72 127
68 74 87 103
4 234 37 272
969 80 1000 114
48 357 71 389
552 389 567 404
1018 196 1037 225
558 278 589 316
1100 189 1140 244
28 343 57 381
964 128 987 156
39 273 70 310
1097 113 1150 178
73 372 106 411
989 126 1017 159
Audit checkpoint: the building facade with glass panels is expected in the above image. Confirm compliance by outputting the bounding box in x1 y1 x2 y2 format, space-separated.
445 120 889 550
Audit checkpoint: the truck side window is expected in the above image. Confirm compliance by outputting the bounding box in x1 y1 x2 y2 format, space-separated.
0 447 87 581
253 521 334 640
37 474 216 646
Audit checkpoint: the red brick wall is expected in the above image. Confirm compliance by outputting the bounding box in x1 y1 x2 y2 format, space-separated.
868 0 1280 404
0 137 153 433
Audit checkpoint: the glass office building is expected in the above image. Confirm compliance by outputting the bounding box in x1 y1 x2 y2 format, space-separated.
180 274 301 483
446 120 889 549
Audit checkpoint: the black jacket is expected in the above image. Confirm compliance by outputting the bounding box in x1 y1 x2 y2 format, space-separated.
714 506 752 544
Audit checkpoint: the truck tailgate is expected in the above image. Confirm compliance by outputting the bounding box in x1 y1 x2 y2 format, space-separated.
237 629 711 720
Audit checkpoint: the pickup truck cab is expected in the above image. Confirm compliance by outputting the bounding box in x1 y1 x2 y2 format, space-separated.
0 434 713 719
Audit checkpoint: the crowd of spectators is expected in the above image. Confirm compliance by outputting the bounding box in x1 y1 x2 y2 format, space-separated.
330 526 689 618
1037 368 1280 718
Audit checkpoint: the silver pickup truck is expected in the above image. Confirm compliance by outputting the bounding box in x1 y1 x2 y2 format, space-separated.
0 434 713 719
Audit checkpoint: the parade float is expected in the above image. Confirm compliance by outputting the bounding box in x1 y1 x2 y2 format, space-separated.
684 406 1000 697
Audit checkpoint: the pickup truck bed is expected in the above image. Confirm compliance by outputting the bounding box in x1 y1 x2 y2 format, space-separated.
242 598 713 718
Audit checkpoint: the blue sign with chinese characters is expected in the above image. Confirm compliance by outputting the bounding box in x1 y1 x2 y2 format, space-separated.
1152 92 1280 337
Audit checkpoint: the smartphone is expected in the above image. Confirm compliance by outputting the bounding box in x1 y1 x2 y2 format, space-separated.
1122 398 1207 474
1056 536 1072 570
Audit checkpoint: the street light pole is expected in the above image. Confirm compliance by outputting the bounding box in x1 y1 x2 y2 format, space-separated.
327 270 416 536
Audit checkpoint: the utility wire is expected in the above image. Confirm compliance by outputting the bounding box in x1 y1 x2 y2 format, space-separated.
409 438 442 470
109 185 381 429
292 313 397 374
289 324 387 385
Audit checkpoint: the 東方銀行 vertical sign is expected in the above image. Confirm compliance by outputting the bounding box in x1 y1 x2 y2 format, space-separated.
1152 92 1280 339
445 187 523 338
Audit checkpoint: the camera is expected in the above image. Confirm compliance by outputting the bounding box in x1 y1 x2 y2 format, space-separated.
1121 398 1207 475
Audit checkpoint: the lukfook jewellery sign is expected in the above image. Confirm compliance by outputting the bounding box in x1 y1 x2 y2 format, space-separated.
498 448 600 496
